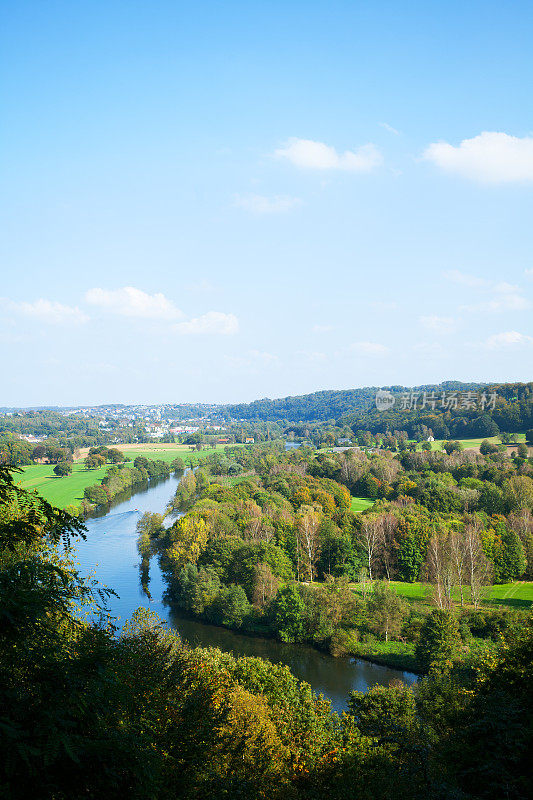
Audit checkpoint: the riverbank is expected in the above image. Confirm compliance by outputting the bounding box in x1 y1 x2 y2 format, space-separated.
166 599 422 672
16 443 241 512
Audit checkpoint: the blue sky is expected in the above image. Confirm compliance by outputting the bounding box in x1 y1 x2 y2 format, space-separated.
2 0 533 406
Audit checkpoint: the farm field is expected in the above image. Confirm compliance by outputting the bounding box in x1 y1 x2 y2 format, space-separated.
349 579 533 608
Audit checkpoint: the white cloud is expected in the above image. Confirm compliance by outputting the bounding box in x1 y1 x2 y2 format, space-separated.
312 324 334 333
420 315 457 334
461 282 530 313
249 349 278 363
423 132 533 183
350 341 390 356
444 272 531 313
296 350 327 364
234 194 302 214
85 286 182 319
379 122 400 135
0 297 89 325
443 269 488 288
524 268 533 279
274 138 383 172
485 331 533 349
173 311 239 335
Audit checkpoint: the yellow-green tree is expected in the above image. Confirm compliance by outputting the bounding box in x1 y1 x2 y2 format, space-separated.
166 515 208 571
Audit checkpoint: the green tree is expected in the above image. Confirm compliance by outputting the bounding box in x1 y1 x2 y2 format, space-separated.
416 609 462 673
210 584 251 628
171 456 185 471
53 461 72 477
273 585 305 642
367 580 407 641
493 525 527 582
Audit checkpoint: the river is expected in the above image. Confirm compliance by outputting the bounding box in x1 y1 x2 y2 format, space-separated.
75 474 417 712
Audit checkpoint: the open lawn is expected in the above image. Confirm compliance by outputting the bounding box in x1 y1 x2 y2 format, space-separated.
16 462 110 509
350 496 374 513
349 579 533 608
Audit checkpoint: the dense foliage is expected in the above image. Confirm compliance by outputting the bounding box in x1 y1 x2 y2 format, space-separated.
136 443 532 672
0 463 531 799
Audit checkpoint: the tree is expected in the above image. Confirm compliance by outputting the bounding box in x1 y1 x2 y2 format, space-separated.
83 485 108 505
425 532 455 610
517 442 529 459
415 609 462 673
252 562 279 608
165 515 208 572
463 520 492 608
53 461 72 477
493 524 527 582
367 581 406 641
273 584 305 642
295 506 321 582
525 429 533 445
504 475 533 512
211 584 251 628
480 439 498 455
85 453 105 469
171 456 185 471
443 441 462 455
358 515 381 580
107 448 125 463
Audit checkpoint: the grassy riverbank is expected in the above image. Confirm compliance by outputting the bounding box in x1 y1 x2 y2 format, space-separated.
17 444 241 510
16 462 110 508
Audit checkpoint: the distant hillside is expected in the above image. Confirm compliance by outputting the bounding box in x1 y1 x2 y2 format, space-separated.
225 381 484 423
340 381 533 438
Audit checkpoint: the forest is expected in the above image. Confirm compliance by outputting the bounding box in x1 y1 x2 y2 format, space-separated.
1 462 531 799
131 442 532 675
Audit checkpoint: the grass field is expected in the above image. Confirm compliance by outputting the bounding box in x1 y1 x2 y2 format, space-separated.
17 444 240 510
76 442 241 465
426 434 527 452
351 496 374 513
349 579 533 608
16 462 110 509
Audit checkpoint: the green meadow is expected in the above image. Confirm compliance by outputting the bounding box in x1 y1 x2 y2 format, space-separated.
350 579 533 609
350 495 374 513
16 444 241 510
16 462 110 509
427 434 526 451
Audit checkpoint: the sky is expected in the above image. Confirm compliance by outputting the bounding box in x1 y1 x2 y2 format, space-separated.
1 0 533 407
